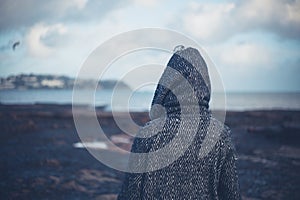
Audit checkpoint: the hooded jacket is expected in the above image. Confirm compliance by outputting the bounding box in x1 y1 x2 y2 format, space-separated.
118 47 241 200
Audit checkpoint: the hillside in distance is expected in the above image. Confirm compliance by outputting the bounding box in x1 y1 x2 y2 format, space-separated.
0 74 131 90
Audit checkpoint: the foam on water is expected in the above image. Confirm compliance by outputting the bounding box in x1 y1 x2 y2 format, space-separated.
73 141 108 149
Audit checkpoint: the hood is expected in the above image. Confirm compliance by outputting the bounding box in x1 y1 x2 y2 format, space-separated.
150 47 211 120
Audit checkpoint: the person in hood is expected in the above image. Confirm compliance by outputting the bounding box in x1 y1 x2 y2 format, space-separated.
118 47 241 200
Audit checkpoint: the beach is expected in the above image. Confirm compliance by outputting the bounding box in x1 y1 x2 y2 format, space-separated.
0 104 299 199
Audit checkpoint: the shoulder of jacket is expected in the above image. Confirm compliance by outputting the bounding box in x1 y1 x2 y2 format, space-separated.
208 117 235 150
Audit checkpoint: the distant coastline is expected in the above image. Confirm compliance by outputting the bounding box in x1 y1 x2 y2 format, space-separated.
1 74 300 112
0 74 131 90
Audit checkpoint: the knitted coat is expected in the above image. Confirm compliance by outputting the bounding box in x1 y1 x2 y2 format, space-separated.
118 47 241 200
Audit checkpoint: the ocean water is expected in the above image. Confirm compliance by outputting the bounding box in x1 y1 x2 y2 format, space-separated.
0 89 300 111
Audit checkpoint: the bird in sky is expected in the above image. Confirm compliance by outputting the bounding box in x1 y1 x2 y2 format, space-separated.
12 41 20 51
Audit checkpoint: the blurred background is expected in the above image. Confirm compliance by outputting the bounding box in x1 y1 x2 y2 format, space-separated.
0 0 299 199
0 0 300 110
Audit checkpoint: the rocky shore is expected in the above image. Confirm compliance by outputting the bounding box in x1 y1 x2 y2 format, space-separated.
0 104 299 199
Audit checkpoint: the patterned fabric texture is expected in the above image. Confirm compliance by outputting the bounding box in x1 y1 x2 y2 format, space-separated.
117 47 241 200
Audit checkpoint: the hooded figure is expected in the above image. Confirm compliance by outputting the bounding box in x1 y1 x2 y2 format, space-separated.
118 47 241 200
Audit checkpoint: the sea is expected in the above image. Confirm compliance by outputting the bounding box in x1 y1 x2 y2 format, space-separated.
0 89 300 111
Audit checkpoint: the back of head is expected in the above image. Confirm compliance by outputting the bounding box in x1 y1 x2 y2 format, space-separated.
150 47 211 120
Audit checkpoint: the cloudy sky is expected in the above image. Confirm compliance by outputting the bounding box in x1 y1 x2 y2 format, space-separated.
0 0 299 92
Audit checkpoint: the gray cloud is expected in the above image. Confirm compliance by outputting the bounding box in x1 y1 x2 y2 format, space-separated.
0 0 127 32
180 0 300 42
234 0 300 39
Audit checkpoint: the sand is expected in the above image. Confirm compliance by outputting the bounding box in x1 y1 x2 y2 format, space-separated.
0 104 299 199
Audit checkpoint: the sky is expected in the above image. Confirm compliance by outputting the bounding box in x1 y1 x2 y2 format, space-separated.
0 0 299 92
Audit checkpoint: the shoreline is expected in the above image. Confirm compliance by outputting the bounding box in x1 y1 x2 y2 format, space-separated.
1 102 300 111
